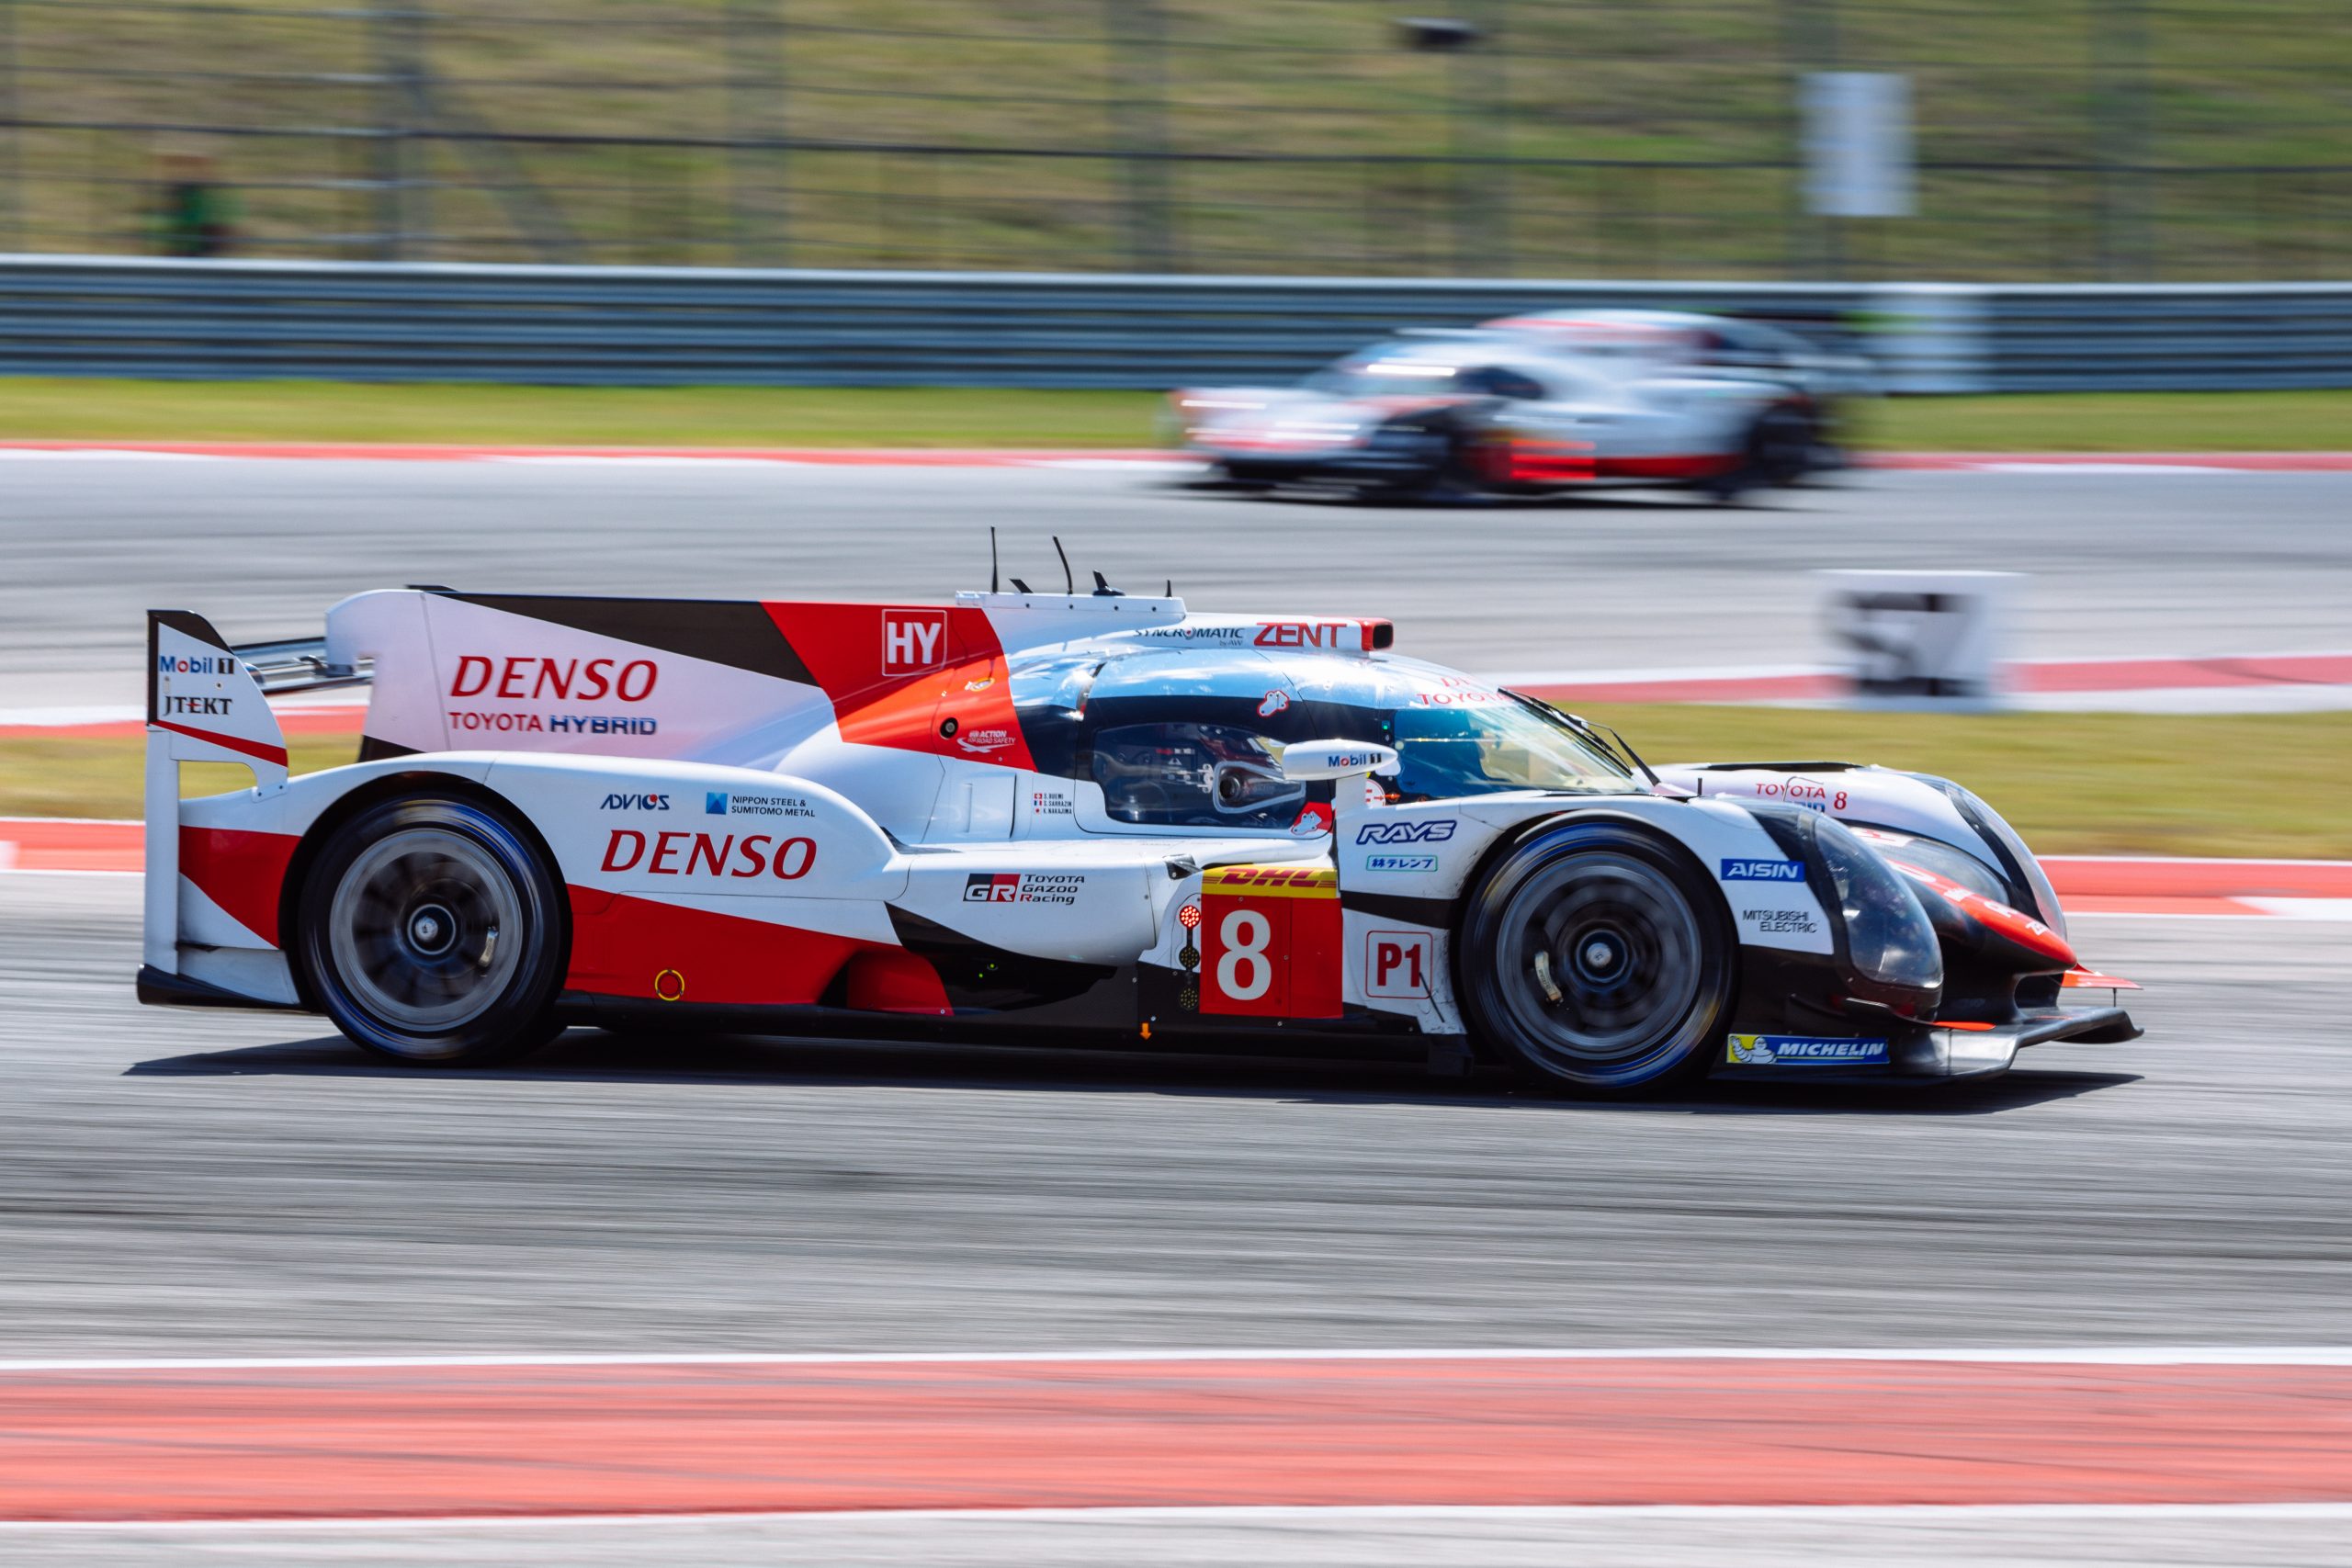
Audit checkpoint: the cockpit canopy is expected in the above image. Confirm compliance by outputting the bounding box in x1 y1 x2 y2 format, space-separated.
1006 644 1641 827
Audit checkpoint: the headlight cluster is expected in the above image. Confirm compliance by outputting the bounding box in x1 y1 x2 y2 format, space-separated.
1810 816 1944 992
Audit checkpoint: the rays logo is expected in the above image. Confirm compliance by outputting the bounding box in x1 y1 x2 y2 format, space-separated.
1356 819 1456 845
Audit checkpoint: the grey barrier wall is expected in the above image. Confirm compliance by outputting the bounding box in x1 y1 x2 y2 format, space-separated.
0 256 2346 393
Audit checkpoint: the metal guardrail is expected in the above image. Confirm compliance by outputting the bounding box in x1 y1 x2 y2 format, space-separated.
0 256 2346 394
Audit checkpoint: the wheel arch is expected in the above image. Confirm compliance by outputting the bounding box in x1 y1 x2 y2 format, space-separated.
1447 806 1742 1067
277 767 569 1009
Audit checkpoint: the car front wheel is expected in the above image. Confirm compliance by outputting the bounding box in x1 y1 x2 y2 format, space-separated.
1456 818 1734 1094
297 793 567 1066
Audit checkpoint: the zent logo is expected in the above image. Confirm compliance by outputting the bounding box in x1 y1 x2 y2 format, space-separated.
1253 621 1352 649
1720 858 1806 882
1356 819 1457 845
600 793 672 811
882 608 949 676
1364 931 1433 999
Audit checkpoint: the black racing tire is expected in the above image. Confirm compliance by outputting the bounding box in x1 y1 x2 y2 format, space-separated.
1709 405 1815 501
296 793 568 1067
1455 818 1735 1096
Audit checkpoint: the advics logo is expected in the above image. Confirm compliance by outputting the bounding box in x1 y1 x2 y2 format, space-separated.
600 792 672 811
1355 818 1456 846
882 608 948 676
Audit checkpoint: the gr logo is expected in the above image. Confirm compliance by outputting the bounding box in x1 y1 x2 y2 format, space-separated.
882 608 948 676
1355 818 1456 846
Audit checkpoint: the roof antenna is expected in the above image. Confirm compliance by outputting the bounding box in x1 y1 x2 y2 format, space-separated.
1011 577 1033 593
1052 536 1074 597
1165 579 1173 597
1091 570 1125 598
989 526 1000 594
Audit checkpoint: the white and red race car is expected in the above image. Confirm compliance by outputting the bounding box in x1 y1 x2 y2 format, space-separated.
140 584 2136 1094
1170 321 1857 502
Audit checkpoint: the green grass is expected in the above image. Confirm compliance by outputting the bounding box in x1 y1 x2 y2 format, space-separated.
1576 705 2352 861
0 380 1161 448
0 737 362 821
1861 390 2352 452
5 379 2350 452
8 706 2347 859
9 2 2350 278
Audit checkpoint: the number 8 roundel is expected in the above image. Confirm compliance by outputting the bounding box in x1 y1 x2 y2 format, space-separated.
1199 864 1343 1020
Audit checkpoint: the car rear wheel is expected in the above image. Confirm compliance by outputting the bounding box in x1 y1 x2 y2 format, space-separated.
1456 818 1734 1095
1711 405 1815 501
298 794 567 1066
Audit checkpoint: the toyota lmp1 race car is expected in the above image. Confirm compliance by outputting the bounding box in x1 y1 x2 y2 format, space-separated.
139 581 2139 1096
1170 312 1862 503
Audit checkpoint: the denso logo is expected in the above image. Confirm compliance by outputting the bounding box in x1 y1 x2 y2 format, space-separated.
449 655 657 703
1254 620 1355 649
601 829 815 879
600 792 672 811
1355 819 1456 845
882 608 948 676
1721 858 1807 882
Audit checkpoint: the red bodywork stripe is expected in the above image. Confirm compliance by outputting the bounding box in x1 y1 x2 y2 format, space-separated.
177 827 300 946
153 720 288 769
566 887 948 1013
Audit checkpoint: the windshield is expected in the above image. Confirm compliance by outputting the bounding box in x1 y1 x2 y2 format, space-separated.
1387 696 1640 800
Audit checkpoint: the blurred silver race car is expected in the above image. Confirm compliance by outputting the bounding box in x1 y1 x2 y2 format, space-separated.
1481 308 1875 410
1171 315 1868 503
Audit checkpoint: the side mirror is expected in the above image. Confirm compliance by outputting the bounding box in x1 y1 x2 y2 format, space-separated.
1279 739 1399 783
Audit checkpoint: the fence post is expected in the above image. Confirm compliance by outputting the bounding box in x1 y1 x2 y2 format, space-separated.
367 4 426 260
725 0 788 265
2091 0 2152 280
1779 0 1843 279
1102 0 1173 272
0 0 17 251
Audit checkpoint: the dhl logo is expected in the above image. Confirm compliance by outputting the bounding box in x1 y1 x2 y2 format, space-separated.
1205 865 1339 900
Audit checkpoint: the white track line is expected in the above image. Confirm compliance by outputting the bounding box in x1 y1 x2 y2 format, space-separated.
5 1344 2352 1372
7 1503 2352 1534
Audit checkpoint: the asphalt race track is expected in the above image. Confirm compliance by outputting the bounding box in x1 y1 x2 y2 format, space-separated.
4 460 2350 1563
5 459 2350 710
3 872 2350 1562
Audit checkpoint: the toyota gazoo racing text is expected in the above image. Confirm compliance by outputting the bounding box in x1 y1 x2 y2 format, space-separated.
1168 311 1866 503
138 586 2139 1094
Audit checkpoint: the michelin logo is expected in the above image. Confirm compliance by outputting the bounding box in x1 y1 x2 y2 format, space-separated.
1726 1034 1890 1066
1720 858 1806 883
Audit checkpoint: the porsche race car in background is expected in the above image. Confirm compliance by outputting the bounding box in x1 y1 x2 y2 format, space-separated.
1170 310 1870 502
140 582 2136 1095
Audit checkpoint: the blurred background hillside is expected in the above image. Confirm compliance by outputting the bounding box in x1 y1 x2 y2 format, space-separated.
3 0 2345 278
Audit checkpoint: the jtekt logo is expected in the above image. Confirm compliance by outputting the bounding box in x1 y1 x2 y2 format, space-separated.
882 608 948 676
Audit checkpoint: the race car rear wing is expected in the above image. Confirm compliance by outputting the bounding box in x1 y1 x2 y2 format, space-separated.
144 610 306 972
230 634 373 697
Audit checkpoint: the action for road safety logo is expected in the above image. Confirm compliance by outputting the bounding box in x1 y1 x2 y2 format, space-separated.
1726 1034 1890 1066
